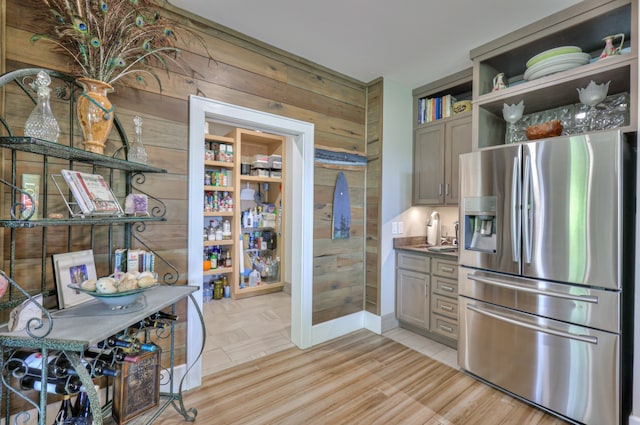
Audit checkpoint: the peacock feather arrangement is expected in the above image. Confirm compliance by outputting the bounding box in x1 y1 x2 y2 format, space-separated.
31 0 188 88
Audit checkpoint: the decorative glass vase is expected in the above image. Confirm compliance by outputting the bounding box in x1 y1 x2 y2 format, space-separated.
76 78 114 155
128 116 148 164
24 71 60 143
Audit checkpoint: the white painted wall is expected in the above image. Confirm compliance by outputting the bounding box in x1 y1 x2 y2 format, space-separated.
378 79 412 320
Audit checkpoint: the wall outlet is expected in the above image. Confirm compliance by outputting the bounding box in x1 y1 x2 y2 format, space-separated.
391 222 398 234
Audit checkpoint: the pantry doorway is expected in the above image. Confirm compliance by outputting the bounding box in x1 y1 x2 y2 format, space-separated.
185 96 315 389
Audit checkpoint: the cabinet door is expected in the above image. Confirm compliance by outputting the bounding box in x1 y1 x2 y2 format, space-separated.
396 268 429 329
413 125 444 205
444 115 471 205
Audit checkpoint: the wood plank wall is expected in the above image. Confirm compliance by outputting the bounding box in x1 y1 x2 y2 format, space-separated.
2 1 378 331
365 79 383 315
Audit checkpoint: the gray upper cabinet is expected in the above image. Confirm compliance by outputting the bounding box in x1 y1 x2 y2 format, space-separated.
412 68 473 206
413 114 471 205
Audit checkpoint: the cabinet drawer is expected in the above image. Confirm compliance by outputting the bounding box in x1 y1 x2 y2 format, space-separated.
432 276 458 297
431 294 459 320
431 315 458 340
397 252 430 273
431 258 458 279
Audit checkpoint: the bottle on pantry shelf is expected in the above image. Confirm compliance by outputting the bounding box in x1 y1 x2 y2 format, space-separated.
204 172 211 186
249 269 260 287
210 248 218 270
225 250 232 268
207 220 216 241
223 219 232 239
203 251 211 271
202 282 213 302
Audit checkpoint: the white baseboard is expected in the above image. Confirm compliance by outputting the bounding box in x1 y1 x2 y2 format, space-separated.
160 363 188 393
629 414 640 425
311 311 365 345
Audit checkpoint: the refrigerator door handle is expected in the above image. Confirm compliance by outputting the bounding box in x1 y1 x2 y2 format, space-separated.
511 157 520 262
522 154 532 264
467 273 599 304
466 303 598 344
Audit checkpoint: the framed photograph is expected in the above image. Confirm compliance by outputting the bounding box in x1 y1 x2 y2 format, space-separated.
53 249 97 309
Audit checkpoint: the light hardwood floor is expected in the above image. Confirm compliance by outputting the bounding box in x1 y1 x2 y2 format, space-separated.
163 293 567 425
155 329 566 425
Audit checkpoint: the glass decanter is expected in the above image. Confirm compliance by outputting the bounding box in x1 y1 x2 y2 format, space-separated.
128 115 148 164
24 71 60 142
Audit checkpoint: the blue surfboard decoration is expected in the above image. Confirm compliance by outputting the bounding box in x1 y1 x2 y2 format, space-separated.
332 171 351 239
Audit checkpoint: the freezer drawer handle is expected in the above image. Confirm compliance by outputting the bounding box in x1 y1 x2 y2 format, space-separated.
467 274 599 304
466 303 598 345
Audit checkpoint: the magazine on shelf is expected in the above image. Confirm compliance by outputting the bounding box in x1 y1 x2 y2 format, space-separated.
60 169 124 216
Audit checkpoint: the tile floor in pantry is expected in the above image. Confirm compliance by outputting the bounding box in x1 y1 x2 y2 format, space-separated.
201 291 458 377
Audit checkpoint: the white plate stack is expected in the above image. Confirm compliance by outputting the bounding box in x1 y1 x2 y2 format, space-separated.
524 46 591 81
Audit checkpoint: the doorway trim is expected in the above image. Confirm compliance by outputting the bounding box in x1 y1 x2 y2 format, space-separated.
185 96 315 389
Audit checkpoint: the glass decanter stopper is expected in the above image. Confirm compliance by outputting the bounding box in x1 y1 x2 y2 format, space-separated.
128 115 148 164
24 71 60 142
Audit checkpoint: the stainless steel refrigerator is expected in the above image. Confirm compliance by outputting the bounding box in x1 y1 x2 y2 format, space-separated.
457 129 635 425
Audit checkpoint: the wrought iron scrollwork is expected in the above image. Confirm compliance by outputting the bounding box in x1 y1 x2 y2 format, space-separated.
131 172 167 218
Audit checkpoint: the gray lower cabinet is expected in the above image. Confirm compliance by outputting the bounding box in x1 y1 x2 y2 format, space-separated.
396 252 430 329
396 251 458 348
430 257 459 342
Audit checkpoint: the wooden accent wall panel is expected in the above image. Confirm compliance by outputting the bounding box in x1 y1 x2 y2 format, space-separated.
3 0 369 331
365 79 383 315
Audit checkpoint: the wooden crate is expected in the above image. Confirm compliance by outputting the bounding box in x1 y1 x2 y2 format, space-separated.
112 348 161 424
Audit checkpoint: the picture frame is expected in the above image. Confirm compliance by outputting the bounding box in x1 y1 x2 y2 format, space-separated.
53 249 97 309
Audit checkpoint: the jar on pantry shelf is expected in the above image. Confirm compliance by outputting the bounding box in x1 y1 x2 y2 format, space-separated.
222 220 231 239
213 278 223 300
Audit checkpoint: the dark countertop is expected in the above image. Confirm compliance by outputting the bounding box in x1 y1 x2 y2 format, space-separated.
393 236 458 259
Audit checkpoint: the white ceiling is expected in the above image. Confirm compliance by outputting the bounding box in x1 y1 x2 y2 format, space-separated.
169 0 582 88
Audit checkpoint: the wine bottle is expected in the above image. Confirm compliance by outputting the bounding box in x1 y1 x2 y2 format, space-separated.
36 353 119 379
99 334 157 354
73 390 94 424
52 394 73 425
20 375 81 395
152 311 179 321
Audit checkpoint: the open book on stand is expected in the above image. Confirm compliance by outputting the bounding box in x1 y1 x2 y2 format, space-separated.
60 169 124 216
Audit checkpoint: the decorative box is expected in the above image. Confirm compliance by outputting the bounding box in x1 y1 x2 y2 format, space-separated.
112 348 161 424
251 160 270 169
268 155 282 169
251 168 270 177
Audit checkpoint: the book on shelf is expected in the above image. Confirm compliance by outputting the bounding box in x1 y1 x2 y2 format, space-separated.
61 169 123 216
115 248 155 276
417 94 458 124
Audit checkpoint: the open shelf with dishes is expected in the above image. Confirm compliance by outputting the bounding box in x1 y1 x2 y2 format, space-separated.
470 0 637 149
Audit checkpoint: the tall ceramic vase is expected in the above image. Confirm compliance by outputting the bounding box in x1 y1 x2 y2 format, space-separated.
76 78 114 154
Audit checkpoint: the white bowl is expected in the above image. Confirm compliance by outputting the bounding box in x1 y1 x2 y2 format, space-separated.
69 285 151 308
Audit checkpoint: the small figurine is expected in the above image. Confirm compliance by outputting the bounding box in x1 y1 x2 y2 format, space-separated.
599 33 624 60
492 73 507 91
